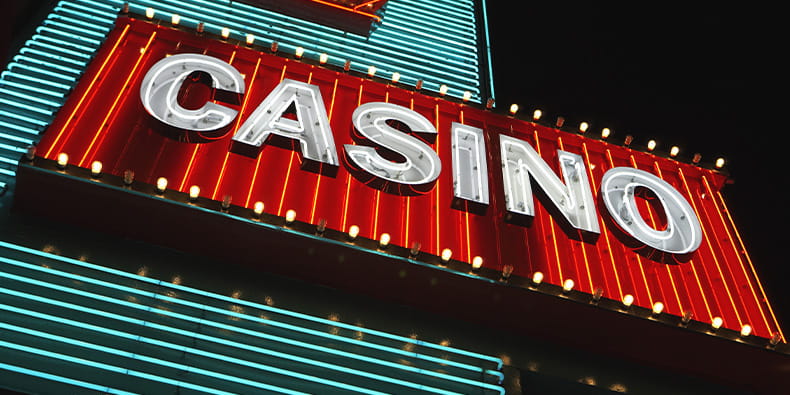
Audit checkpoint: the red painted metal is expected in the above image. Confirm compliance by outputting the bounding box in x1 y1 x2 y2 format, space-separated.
35 17 783 340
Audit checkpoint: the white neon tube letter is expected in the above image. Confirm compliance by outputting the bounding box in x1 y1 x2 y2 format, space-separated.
232 79 338 166
140 53 244 132
600 167 702 254
499 134 599 234
345 102 441 186
451 122 489 205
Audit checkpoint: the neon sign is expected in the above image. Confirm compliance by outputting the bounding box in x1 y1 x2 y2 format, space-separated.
140 53 703 256
31 16 783 339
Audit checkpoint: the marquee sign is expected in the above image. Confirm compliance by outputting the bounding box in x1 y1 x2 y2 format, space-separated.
26 16 783 339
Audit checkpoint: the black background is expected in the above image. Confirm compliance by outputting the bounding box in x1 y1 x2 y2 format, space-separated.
2 2 787 332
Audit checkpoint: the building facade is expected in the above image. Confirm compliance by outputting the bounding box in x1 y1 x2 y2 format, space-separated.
0 1 787 394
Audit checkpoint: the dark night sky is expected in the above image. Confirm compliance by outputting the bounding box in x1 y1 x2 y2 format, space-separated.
1 2 787 331
487 4 788 330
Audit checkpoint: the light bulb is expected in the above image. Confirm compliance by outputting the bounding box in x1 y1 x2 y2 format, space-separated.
90 160 102 177
285 209 296 224
471 256 483 270
532 271 544 285
579 122 589 133
56 152 68 169
652 301 664 315
391 72 400 83
562 278 574 293
319 53 329 64
379 233 390 248
156 177 168 194
622 294 634 307
440 248 452 263
711 316 723 330
348 225 360 241
509 104 519 115
188 185 200 201
532 109 542 120
253 201 264 216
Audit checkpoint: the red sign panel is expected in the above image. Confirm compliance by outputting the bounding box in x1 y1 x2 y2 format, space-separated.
35 17 783 339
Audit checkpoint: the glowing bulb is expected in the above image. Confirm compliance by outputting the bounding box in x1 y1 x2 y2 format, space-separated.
220 27 230 39
319 53 329 64
670 146 680 157
253 201 264 216
155 177 168 193
622 294 634 307
509 104 519 115
601 128 611 139
379 233 390 248
462 91 472 101
391 72 400 83
740 324 752 337
652 301 664 315
471 256 483 270
90 160 102 177
440 248 452 262
285 209 296 224
56 152 68 169
294 46 304 58
188 185 200 201
711 316 723 330
367 65 377 77
171 14 180 25
245 34 255 45
532 109 542 121
347 225 360 240
579 122 589 133
715 157 725 168
647 140 657 151
145 7 155 19
532 271 544 285
439 84 448 95
562 278 574 293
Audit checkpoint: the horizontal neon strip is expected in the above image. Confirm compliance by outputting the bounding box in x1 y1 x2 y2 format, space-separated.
0 339 259 395
0 362 136 395
0 240 503 370
0 256 504 390
0 316 378 394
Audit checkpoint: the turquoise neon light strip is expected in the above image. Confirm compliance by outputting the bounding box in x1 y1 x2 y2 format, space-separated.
0 256 504 391
0 362 136 395
0 240 503 371
0 304 389 395
0 340 245 395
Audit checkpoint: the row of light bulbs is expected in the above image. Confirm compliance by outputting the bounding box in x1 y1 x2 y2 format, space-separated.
508 106 726 169
52 150 780 347
56 152 489 271
139 6 476 103
528 270 781 343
